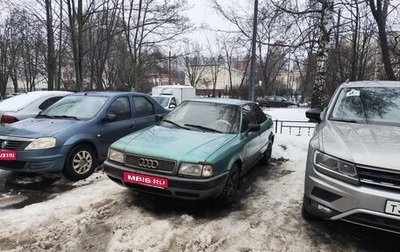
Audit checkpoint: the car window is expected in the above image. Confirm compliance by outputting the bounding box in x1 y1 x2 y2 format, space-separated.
134 96 154 117
107 97 131 120
38 96 65 110
170 97 177 106
241 104 257 132
152 96 169 107
252 104 267 123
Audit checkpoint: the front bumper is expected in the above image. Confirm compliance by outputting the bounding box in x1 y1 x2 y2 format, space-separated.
103 160 229 200
304 161 400 234
0 147 67 173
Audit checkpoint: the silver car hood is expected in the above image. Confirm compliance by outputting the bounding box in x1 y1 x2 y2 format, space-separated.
318 121 400 170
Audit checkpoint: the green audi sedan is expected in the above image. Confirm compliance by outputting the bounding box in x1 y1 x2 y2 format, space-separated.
103 98 275 205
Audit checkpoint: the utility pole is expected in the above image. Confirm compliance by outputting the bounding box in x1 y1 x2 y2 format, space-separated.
168 51 172 85
248 0 258 101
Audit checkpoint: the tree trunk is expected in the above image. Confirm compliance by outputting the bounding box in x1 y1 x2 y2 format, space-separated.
311 0 334 109
45 0 55 90
368 0 395 80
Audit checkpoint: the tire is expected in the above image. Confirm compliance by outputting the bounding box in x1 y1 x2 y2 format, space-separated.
62 144 97 181
259 142 273 166
217 163 240 207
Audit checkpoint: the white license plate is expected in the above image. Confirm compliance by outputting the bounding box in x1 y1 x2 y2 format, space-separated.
384 200 400 216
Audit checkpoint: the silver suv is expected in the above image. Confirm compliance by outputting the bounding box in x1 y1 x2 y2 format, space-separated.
302 80 400 234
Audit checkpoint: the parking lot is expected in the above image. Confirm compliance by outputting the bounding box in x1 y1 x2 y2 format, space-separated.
0 132 399 252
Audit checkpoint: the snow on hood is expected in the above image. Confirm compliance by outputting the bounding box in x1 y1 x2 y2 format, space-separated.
113 125 236 162
319 121 400 170
0 118 83 138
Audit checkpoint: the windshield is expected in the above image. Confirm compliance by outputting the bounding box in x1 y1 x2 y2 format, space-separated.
162 100 240 134
152 96 169 107
41 96 108 120
330 87 400 126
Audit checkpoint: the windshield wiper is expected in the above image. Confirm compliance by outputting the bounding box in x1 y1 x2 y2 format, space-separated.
330 118 358 123
184 124 222 133
54 115 80 121
162 119 188 129
36 114 55 119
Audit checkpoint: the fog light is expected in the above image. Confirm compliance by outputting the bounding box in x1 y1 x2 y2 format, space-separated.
311 200 332 214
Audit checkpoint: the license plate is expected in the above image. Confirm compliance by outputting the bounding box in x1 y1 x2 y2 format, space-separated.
0 150 16 161
385 200 400 216
123 172 168 189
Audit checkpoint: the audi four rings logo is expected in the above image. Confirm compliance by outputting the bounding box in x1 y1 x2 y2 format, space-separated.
138 158 158 168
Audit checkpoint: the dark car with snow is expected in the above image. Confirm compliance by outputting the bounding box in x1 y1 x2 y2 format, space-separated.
0 92 169 181
257 95 298 108
302 80 400 234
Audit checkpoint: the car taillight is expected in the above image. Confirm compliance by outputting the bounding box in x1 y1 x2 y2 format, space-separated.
1 115 19 125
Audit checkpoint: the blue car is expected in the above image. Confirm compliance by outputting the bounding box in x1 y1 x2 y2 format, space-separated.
0 91 169 181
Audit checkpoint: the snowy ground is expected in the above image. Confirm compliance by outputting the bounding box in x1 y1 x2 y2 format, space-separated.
0 108 398 252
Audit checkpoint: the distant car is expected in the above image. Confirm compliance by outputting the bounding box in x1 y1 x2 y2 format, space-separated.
5 92 21 99
0 91 72 125
257 95 298 108
103 98 275 206
152 95 178 110
0 92 169 181
302 81 400 234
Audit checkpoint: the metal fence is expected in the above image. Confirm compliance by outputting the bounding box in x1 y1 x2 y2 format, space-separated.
274 119 316 136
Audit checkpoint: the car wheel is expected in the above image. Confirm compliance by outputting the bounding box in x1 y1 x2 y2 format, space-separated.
217 163 240 207
63 144 97 181
259 142 273 166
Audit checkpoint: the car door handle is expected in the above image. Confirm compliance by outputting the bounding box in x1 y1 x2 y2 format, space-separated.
129 123 136 128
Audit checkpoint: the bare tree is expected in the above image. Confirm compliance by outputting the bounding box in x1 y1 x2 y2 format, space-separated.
120 0 190 91
0 10 26 97
367 0 395 80
0 27 11 97
183 43 207 88
219 35 246 97
86 0 120 90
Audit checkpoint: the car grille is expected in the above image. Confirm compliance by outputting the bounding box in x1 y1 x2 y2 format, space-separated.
357 165 400 191
343 213 400 234
0 139 31 150
0 161 26 169
125 154 176 174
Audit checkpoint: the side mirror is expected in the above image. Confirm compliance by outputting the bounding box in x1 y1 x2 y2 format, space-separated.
169 104 176 109
245 123 260 136
306 108 323 123
155 114 164 123
103 113 117 122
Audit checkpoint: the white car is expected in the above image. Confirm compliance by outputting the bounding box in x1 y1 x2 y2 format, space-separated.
152 95 179 110
0 90 72 125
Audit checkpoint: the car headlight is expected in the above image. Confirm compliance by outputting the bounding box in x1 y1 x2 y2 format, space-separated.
108 148 124 163
25 137 56 150
178 163 213 177
314 150 359 185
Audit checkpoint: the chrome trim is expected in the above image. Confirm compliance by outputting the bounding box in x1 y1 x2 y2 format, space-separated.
0 135 36 141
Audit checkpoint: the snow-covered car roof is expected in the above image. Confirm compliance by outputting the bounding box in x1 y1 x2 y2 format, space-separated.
0 91 72 112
